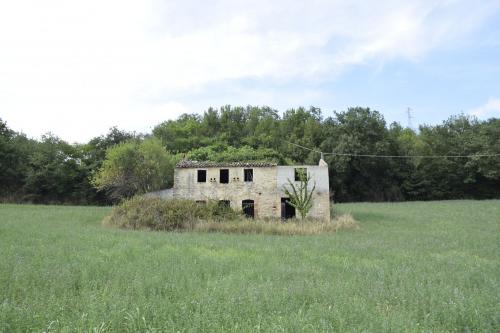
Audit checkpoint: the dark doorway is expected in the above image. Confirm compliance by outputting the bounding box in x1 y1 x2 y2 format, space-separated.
281 198 295 219
242 199 254 218
220 169 229 183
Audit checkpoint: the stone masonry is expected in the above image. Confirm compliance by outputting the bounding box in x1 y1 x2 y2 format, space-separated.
172 159 330 220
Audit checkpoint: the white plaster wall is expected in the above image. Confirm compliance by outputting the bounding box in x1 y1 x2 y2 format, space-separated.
277 165 330 221
276 165 329 193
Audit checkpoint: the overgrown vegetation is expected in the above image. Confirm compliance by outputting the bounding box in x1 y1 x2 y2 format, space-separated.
1 201 498 331
283 169 316 219
1 107 499 204
92 138 176 201
103 196 238 231
104 196 356 235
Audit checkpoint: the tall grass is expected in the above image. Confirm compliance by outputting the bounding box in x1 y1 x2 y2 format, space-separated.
1 200 499 332
194 214 359 235
104 196 358 235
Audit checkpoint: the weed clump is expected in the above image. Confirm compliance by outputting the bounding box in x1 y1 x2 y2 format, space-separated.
331 213 359 231
103 196 237 231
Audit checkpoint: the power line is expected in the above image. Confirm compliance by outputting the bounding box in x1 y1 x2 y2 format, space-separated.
324 152 500 159
285 140 500 159
286 141 321 153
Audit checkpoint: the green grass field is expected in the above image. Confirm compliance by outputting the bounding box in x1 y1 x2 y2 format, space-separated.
1 201 499 332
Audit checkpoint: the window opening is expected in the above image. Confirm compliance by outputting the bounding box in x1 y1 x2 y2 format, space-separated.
244 169 253 182
294 168 307 181
197 170 207 182
220 169 229 183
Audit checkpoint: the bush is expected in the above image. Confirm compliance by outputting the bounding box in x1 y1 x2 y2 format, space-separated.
103 196 238 231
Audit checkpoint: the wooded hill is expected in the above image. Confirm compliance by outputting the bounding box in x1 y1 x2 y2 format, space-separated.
1 106 499 204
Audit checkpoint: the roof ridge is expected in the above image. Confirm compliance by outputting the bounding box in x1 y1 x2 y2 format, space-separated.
176 160 277 168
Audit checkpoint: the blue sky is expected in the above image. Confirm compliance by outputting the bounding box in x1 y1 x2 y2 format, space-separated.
1 0 499 142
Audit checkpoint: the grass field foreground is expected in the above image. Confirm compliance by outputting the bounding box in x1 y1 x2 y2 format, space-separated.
0 201 499 332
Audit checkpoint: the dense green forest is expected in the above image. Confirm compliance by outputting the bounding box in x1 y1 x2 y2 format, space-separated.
1 106 499 204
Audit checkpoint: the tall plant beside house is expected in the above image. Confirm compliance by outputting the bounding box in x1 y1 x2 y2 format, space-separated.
283 170 316 219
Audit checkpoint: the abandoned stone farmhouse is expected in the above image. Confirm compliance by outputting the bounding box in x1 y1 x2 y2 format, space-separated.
168 159 330 220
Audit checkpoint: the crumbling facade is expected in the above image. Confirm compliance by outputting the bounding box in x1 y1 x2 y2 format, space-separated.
172 159 330 220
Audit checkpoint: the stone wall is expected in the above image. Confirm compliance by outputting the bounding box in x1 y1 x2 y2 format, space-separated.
173 163 330 220
173 166 279 218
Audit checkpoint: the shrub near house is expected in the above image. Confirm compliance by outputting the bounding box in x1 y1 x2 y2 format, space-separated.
104 196 237 231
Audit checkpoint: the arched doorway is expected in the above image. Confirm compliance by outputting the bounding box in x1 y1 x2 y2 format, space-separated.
242 199 254 218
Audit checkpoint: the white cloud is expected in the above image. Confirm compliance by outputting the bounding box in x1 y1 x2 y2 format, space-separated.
469 98 500 118
0 0 498 142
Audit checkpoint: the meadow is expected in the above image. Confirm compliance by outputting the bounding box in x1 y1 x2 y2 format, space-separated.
0 201 499 332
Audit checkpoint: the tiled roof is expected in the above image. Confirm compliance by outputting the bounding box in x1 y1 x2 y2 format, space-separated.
176 160 277 168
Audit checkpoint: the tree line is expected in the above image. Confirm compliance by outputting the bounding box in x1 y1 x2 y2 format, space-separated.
1 106 499 204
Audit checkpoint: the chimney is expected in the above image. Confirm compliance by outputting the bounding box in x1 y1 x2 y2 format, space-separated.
319 152 328 166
